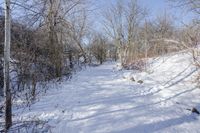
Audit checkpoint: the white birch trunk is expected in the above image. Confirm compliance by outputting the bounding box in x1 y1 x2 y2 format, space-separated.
4 0 12 131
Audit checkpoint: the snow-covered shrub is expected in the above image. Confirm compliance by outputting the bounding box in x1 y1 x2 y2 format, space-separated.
7 120 50 133
123 59 147 71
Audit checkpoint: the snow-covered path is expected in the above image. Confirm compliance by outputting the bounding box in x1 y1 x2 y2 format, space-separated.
15 52 200 133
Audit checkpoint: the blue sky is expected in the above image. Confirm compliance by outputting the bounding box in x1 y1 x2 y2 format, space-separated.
93 0 194 25
0 0 194 26
88 0 194 32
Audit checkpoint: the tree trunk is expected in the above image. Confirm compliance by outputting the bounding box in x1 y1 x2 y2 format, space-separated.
4 0 12 131
0 60 3 96
69 50 73 69
31 74 36 101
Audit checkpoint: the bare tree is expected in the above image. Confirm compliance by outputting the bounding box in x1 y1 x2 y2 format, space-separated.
152 12 175 55
89 33 108 64
4 0 12 131
103 0 146 67
124 0 146 65
0 7 4 97
169 0 200 15
103 0 125 65
0 2 92 131
65 10 89 63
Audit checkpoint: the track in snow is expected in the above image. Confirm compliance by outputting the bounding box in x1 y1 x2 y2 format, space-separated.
15 52 200 133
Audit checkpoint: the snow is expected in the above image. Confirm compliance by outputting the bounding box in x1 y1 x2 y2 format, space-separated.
3 51 200 132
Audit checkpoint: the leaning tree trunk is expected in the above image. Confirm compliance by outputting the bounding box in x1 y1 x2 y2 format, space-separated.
4 0 12 131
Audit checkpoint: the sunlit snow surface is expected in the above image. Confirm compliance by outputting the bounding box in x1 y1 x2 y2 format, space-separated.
8 51 200 132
